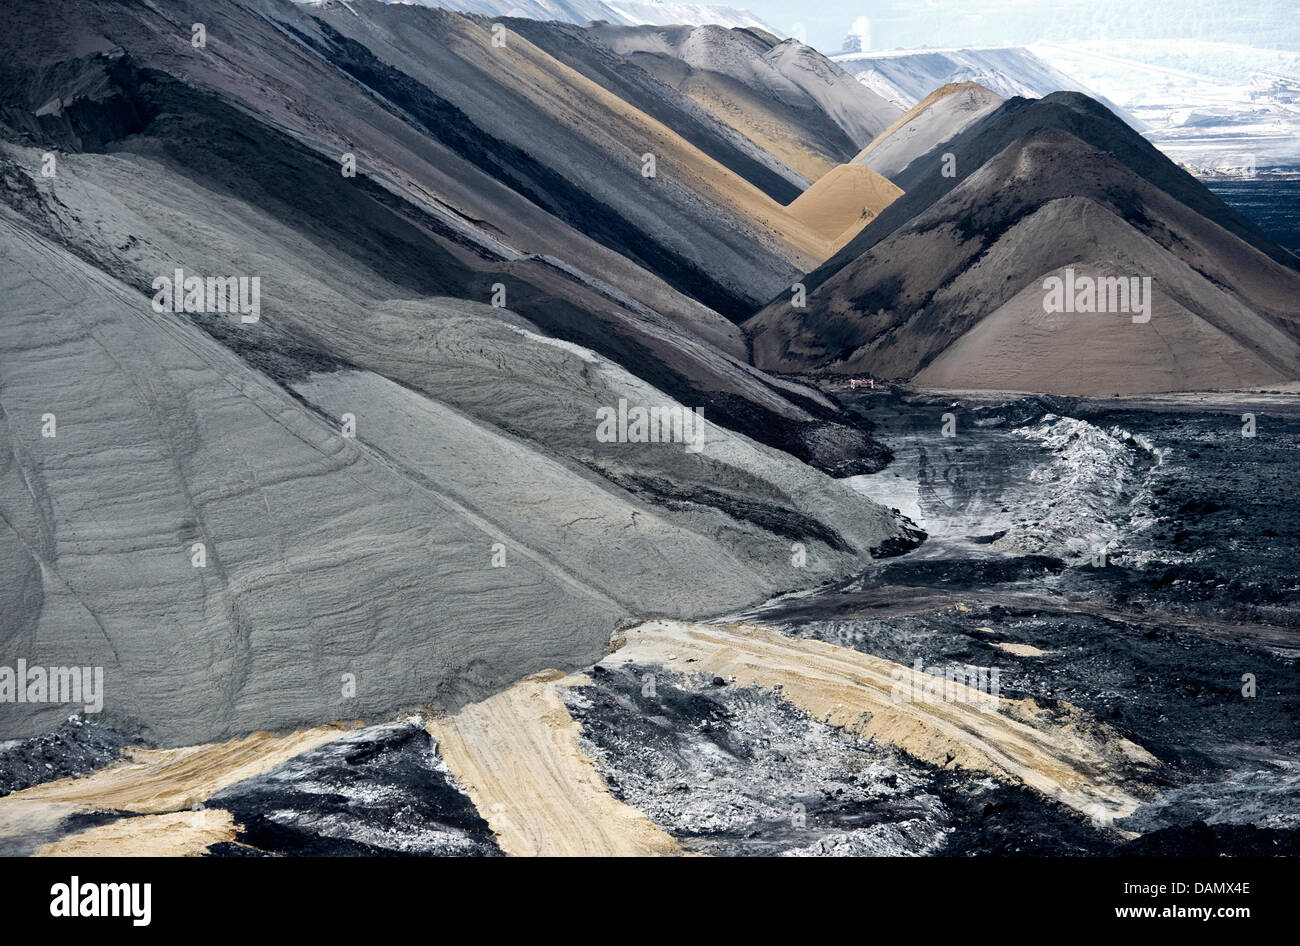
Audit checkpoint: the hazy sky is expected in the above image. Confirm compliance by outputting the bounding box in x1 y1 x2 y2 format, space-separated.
736 1 1300 56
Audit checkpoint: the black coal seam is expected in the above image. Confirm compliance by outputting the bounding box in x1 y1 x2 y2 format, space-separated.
603 469 851 551
0 53 149 152
210 726 502 857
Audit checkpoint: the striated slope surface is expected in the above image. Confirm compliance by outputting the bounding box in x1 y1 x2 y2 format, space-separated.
0 203 910 744
588 24 902 176
853 82 1004 183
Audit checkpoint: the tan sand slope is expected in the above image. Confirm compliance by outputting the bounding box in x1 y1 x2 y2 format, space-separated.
785 164 903 252
611 620 1157 819
748 130 1300 393
426 671 684 857
913 258 1293 395
0 726 351 843
677 70 843 181
34 809 238 857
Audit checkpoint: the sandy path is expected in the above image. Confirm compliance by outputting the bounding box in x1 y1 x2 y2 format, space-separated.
611 620 1157 819
427 671 684 857
0 725 352 841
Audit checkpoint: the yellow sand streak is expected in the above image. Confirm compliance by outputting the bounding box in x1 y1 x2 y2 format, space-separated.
427 670 684 857
611 620 1157 819
34 809 238 857
445 20 857 262
0 725 353 840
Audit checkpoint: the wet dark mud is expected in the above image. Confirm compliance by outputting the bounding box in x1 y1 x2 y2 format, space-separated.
1057 398 1300 630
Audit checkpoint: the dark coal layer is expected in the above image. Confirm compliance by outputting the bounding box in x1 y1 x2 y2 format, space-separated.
0 715 138 797
564 663 1114 856
208 723 501 857
1117 822 1300 856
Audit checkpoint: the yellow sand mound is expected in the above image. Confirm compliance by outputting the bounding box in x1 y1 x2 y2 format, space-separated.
785 163 902 251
